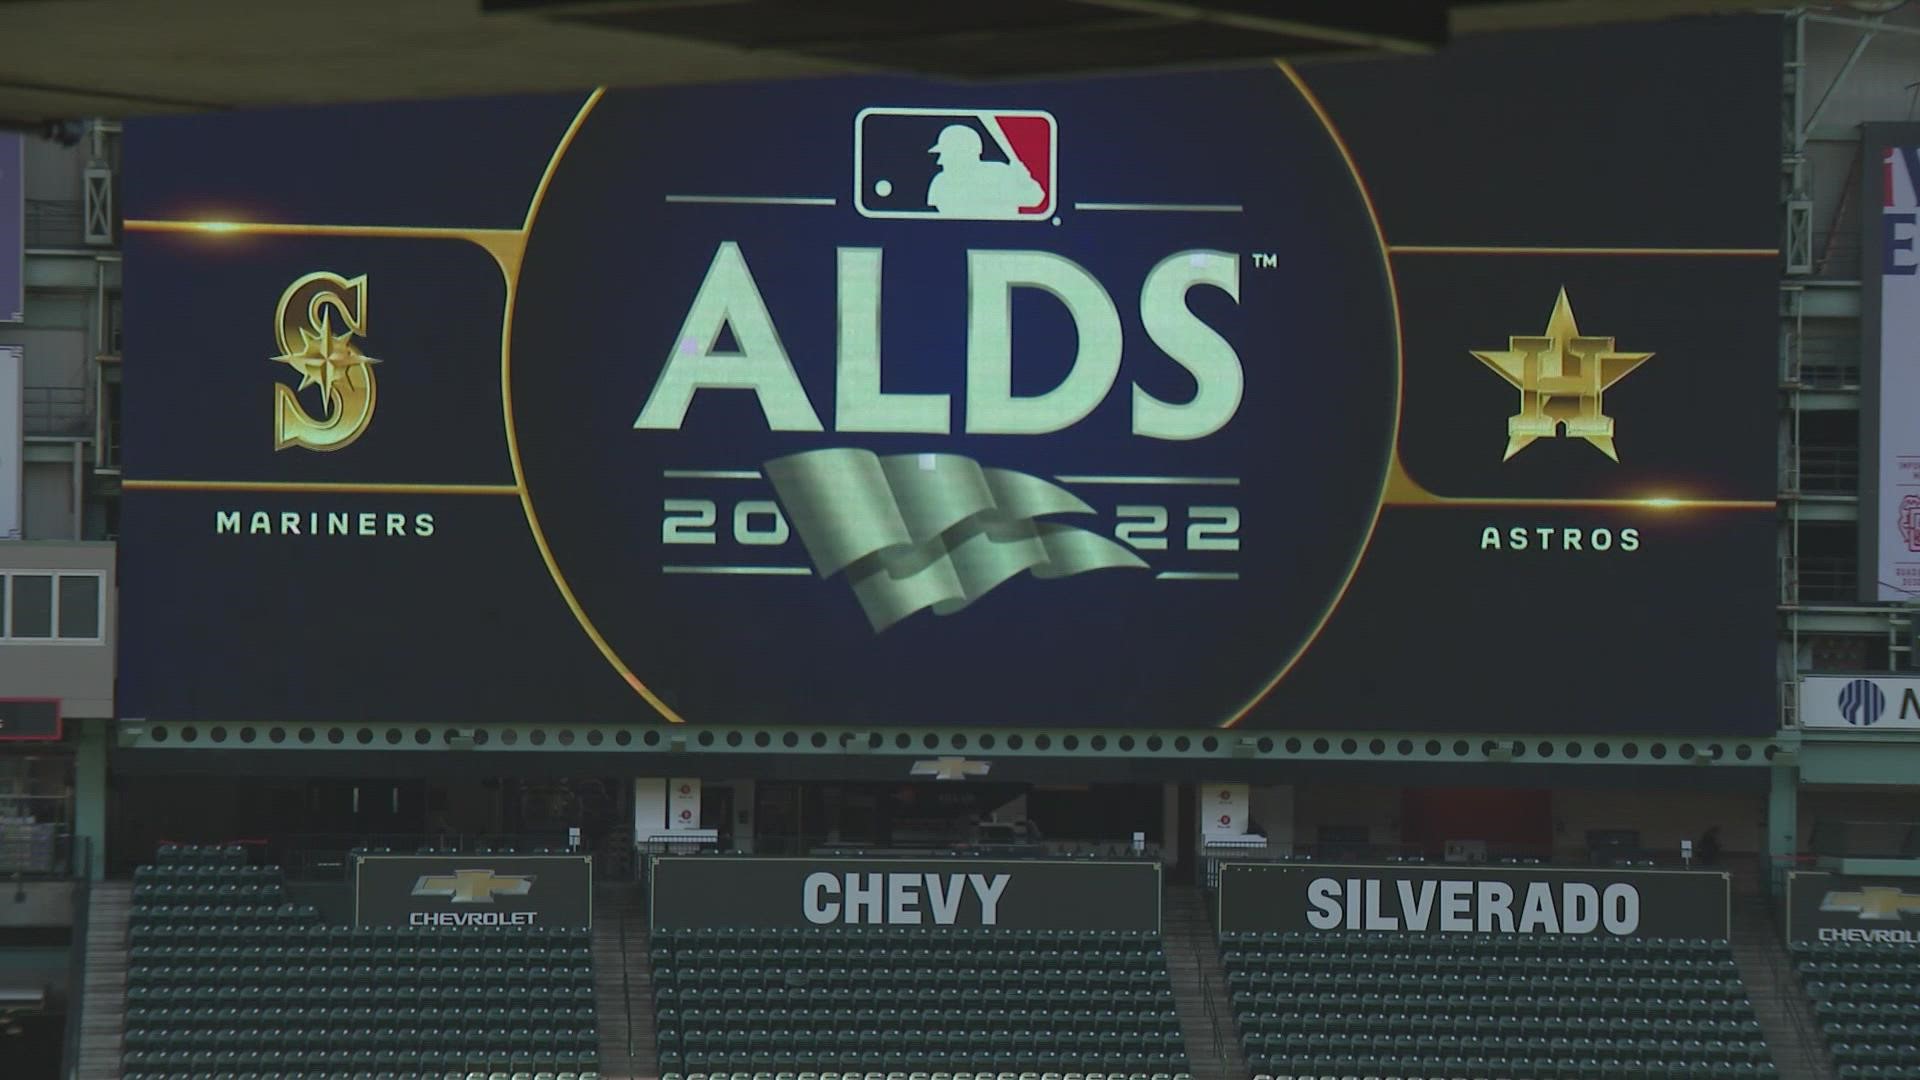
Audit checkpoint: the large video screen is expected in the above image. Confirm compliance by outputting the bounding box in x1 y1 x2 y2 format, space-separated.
119 17 1780 732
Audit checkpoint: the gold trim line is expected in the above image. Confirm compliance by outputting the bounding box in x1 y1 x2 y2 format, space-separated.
498 89 688 725
1220 64 1405 731
123 479 520 496
1390 244 1778 257
124 220 521 243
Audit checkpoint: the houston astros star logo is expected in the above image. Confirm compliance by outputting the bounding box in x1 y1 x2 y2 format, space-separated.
1472 287 1652 462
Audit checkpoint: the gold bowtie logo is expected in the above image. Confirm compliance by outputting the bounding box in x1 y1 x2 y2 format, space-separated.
1471 287 1652 462
272 272 379 452
411 869 534 904
1821 886 1920 921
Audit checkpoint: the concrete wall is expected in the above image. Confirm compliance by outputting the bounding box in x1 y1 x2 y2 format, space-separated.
1549 788 1764 858
0 541 114 717
1292 783 1403 850
0 882 76 928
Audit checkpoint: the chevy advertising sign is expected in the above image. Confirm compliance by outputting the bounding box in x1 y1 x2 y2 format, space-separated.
1217 863 1730 939
649 856 1161 931
1787 872 1920 946
1800 675 1920 731
354 854 593 929
1864 122 1920 601
119 18 1779 732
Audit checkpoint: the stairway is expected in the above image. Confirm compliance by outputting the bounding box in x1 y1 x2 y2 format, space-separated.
1730 890 1833 1080
594 882 658 1080
1163 885 1248 1080
75 880 130 1080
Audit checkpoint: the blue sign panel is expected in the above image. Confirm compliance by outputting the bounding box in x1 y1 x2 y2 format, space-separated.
119 18 1781 732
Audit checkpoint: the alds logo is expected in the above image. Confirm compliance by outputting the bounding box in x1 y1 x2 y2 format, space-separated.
410 868 534 904
271 272 379 452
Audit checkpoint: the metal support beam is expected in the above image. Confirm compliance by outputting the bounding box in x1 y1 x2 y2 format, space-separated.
1767 763 1799 898
1803 20 1878 139
72 717 107 881
1804 12 1920 38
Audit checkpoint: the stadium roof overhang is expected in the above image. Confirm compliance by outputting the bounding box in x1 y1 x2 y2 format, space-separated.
0 0 1798 133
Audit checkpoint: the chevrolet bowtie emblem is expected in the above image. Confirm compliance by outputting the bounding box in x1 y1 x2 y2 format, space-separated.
911 757 992 781
1472 287 1653 462
411 869 534 904
1821 886 1920 921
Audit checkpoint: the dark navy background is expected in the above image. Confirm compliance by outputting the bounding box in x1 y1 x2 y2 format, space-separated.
118 16 1783 733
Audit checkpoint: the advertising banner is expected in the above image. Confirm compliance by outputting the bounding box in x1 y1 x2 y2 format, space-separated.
1787 872 1920 946
0 344 19 540
119 17 1779 732
667 778 701 831
353 854 593 929
1218 862 1729 939
1203 783 1248 838
1800 674 1920 731
1865 123 1920 601
649 856 1161 931
0 134 19 323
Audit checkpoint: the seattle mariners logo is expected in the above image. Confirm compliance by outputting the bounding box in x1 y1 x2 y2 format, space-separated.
1837 678 1887 727
271 272 379 452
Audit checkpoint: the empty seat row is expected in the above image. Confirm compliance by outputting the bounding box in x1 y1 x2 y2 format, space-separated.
660 1052 1188 1075
661 969 1165 991
1251 1058 1777 1080
1807 981 1920 1006
1241 1012 1763 1040
154 842 252 866
659 1032 1185 1054
1234 990 1754 1021
1225 951 1738 976
660 1009 1179 1034
122 1049 601 1074
1230 971 1747 998
1793 939 1920 961
132 917 589 946
661 948 1167 968
129 984 598 1008
126 1071 598 1080
127 1004 599 1031
1223 930 1731 957
659 1072 1182 1080
1250 1033 1767 1061
656 988 1174 1010
132 941 594 965
128 1030 597 1055
131 963 591 988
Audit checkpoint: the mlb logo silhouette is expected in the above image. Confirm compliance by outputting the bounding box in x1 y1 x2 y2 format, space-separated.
854 108 1057 221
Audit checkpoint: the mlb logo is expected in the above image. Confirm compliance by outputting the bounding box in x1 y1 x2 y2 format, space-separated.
854 108 1057 221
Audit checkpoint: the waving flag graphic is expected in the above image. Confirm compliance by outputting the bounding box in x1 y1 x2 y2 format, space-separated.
764 449 1146 632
